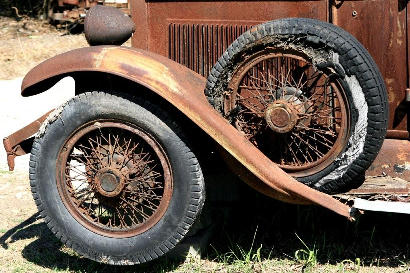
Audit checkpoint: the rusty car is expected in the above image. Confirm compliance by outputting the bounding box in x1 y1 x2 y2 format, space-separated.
3 0 410 265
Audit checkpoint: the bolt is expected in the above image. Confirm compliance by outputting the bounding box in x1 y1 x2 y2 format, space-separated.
352 10 357 17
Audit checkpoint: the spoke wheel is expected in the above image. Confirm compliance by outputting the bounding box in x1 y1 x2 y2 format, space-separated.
30 92 205 265
57 121 172 238
225 50 349 177
206 18 388 193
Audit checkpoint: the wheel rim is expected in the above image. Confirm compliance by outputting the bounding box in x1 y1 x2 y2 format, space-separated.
225 49 350 177
56 120 173 238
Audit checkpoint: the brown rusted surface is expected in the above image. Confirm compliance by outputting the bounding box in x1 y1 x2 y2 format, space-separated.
336 176 410 203
3 110 53 171
350 176 410 195
130 0 148 50
408 1 410 90
332 0 408 132
386 130 409 140
21 46 351 218
366 139 410 179
56 120 172 237
84 5 135 46
132 0 328 77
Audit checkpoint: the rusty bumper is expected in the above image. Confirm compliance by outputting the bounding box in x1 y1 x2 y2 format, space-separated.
14 46 352 218
3 111 52 171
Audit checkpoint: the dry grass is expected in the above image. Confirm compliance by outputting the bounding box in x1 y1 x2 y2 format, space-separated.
0 33 88 80
0 16 88 80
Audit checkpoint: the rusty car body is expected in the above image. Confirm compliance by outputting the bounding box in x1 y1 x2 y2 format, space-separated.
3 0 410 265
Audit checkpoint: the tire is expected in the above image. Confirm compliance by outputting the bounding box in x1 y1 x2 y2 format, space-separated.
29 92 205 265
205 18 388 194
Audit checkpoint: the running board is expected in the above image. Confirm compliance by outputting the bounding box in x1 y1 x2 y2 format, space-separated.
353 198 410 215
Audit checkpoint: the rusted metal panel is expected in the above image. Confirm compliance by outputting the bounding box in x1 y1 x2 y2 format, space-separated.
130 0 148 50
350 176 410 195
3 111 52 171
332 0 408 132
20 46 351 218
408 0 410 92
386 130 409 139
168 23 253 77
366 139 410 179
142 1 328 72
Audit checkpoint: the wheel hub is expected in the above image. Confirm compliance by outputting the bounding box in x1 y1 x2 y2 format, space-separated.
265 102 298 133
95 167 125 197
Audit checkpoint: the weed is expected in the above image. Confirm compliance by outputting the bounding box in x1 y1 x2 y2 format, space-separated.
294 233 318 271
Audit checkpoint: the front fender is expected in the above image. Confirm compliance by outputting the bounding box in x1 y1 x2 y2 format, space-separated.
21 46 351 218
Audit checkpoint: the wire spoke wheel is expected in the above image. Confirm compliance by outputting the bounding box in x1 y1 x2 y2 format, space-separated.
31 92 205 264
225 50 350 177
206 18 388 193
56 120 172 238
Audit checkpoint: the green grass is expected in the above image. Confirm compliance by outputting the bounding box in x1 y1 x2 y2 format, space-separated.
294 233 318 271
0 169 11 174
209 226 265 272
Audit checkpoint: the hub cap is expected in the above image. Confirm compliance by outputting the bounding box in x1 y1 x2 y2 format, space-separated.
265 102 298 133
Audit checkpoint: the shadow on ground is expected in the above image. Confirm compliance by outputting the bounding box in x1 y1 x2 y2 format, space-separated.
1 185 410 272
0 213 181 272
207 189 410 268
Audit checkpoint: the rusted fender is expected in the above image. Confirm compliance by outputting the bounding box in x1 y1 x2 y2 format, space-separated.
22 46 352 219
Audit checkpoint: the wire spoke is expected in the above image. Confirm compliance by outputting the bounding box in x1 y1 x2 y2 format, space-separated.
227 53 347 170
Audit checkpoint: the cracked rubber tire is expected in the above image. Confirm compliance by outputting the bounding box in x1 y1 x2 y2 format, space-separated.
29 92 205 265
205 18 388 194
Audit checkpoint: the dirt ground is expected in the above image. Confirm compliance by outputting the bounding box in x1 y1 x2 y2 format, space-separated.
1 16 410 273
0 16 89 80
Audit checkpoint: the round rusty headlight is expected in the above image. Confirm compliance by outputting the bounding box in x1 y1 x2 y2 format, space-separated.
84 5 135 46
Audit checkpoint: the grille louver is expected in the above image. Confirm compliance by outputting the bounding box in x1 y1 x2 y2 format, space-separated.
168 23 253 77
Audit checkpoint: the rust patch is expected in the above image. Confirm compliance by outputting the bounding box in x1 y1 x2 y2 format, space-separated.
3 110 52 171
366 139 410 179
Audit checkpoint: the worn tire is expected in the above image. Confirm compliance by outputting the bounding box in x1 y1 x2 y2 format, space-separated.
30 91 205 264
205 18 388 194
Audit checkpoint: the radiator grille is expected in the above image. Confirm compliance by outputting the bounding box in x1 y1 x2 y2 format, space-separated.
168 23 253 77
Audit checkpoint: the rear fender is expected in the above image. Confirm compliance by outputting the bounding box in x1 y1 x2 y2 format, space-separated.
20 46 352 218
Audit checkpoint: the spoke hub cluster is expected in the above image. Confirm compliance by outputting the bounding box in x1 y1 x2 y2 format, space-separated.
95 167 125 197
225 51 349 173
57 121 173 238
265 101 299 133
